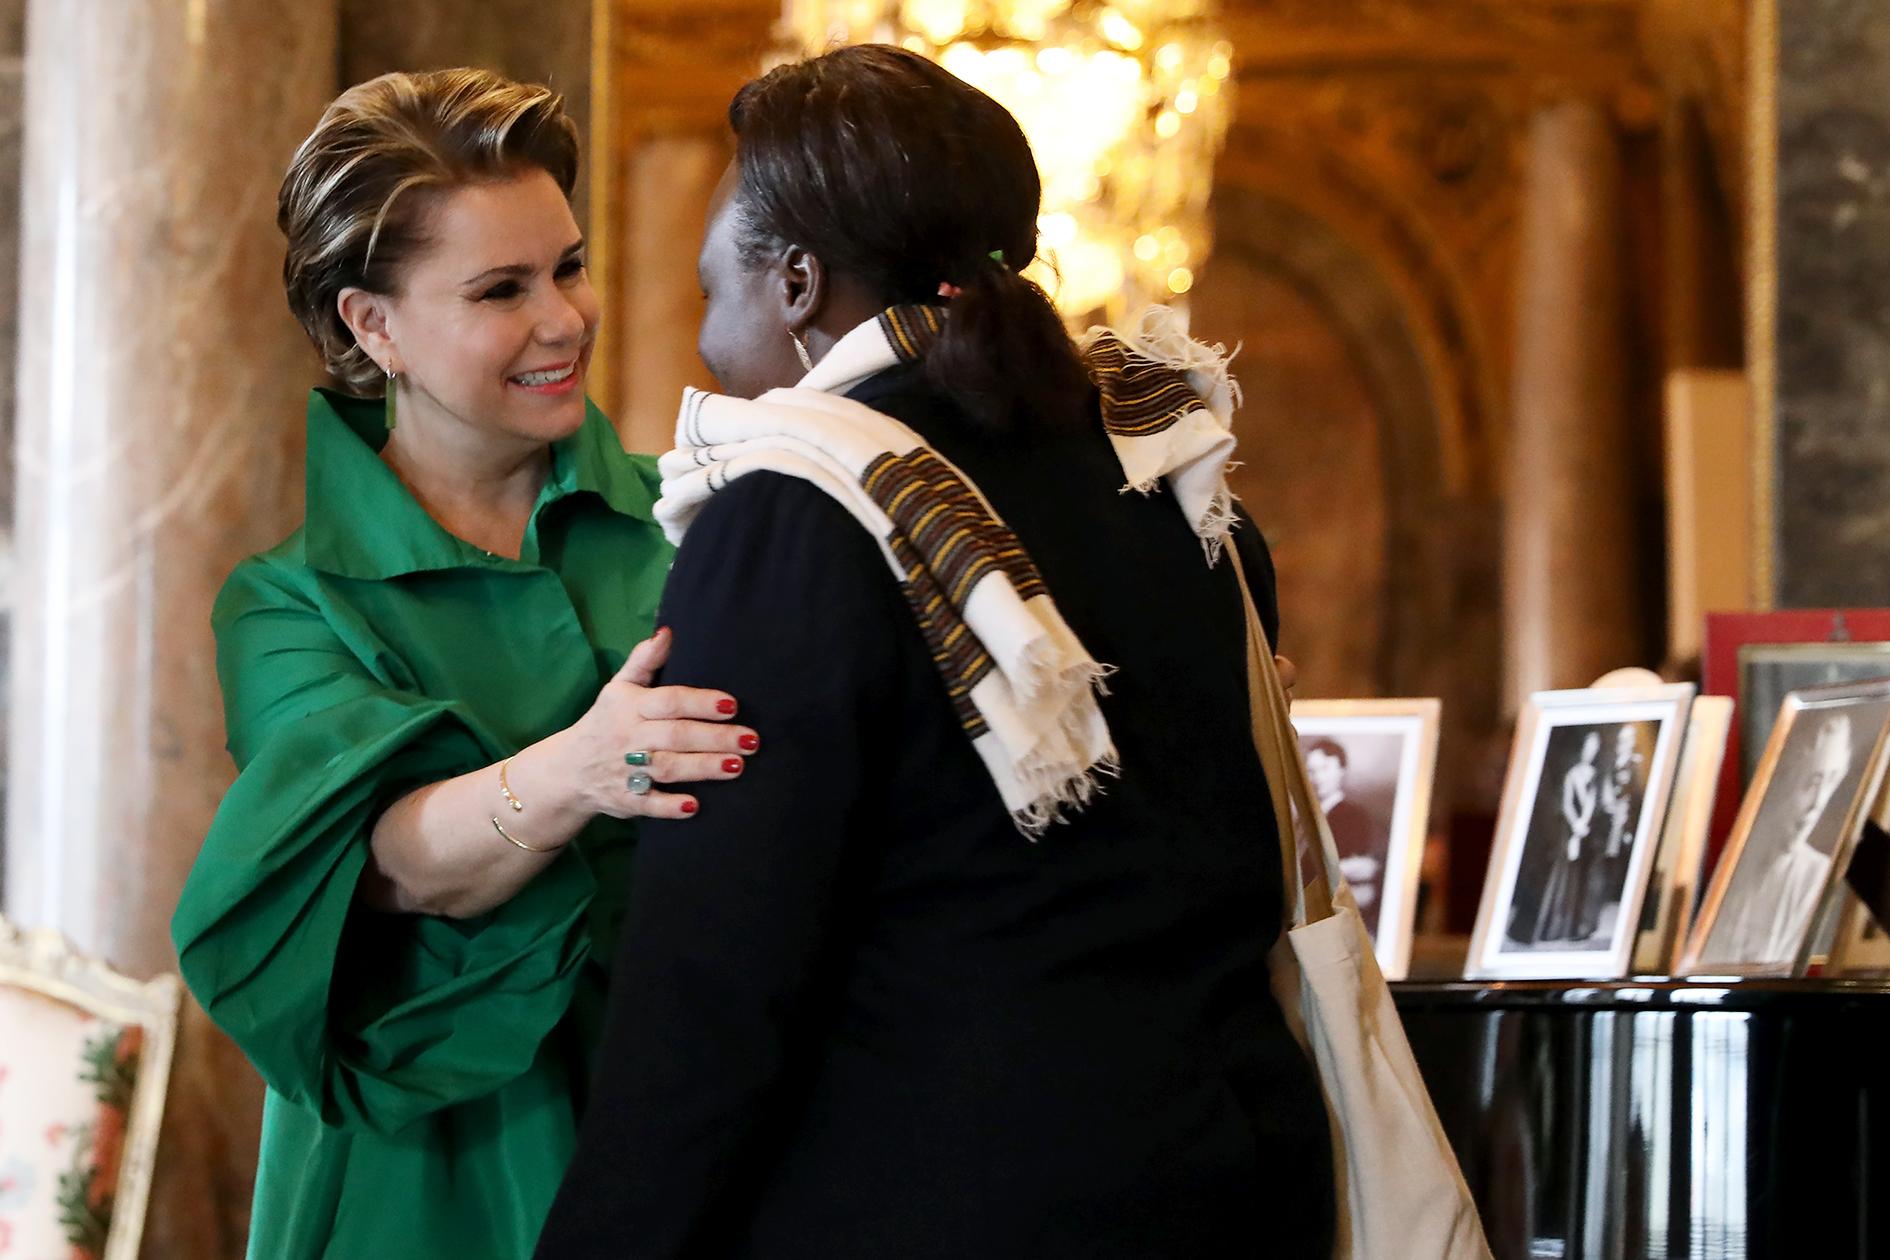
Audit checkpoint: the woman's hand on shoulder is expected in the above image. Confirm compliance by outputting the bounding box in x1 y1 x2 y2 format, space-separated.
561 627 758 820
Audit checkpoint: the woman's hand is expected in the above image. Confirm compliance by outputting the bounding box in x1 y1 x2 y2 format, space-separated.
361 628 760 917
1275 654 1299 697
558 627 758 820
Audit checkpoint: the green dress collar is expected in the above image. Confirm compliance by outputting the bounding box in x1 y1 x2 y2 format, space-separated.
302 387 656 580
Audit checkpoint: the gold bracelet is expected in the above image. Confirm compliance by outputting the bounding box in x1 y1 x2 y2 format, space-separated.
498 757 524 812
491 815 565 854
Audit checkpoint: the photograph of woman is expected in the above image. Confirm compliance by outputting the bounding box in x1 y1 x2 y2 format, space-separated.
1529 729 1603 945
1288 700 1443 978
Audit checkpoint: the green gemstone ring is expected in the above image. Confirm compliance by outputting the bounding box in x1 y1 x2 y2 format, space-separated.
624 750 651 767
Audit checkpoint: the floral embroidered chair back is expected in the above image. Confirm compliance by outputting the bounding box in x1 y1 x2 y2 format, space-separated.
0 915 178 1260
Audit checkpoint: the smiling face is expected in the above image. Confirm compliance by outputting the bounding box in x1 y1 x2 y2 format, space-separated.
346 168 599 448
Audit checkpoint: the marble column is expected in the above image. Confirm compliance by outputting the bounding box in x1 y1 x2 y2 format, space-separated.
1503 99 1645 709
1768 0 1890 605
6 0 338 1254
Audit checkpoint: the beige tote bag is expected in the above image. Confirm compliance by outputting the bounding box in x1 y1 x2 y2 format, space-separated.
1230 551 1492 1260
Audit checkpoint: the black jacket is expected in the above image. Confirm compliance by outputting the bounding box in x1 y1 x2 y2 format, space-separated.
535 364 1335 1259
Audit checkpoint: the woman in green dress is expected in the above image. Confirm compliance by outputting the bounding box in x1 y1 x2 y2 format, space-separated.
170 68 755 1258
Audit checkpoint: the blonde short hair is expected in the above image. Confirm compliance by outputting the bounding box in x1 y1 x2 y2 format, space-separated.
278 68 580 393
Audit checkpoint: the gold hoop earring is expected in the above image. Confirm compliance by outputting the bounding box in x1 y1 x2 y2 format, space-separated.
384 365 399 431
790 330 813 373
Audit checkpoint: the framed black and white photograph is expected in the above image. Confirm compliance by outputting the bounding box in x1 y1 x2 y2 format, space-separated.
1290 699 1441 980
1736 642 1890 786
1467 685 1694 980
1682 680 1890 977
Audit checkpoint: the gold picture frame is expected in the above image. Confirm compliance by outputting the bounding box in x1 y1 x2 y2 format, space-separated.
1680 679 1890 977
1289 698 1441 981
1467 685 1695 980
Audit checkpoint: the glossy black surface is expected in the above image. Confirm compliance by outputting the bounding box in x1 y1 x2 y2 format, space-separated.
1394 979 1890 1260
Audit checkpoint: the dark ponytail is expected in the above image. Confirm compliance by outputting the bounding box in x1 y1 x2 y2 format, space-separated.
728 45 1092 432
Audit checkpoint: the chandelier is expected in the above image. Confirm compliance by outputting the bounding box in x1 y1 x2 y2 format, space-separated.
776 0 1235 320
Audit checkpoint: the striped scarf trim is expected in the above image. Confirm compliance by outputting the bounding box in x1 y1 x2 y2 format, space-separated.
1079 305 1243 562
658 304 1241 835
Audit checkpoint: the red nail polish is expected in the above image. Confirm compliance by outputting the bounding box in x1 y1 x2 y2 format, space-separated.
680 799 698 815
723 757 745 774
738 734 760 752
717 698 738 715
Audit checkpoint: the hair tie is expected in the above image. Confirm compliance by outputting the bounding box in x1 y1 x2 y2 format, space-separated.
938 249 1011 299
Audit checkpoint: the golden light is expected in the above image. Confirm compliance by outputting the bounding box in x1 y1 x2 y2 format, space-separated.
776 0 1235 319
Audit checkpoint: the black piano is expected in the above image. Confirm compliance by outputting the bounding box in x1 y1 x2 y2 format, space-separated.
1395 979 1890 1259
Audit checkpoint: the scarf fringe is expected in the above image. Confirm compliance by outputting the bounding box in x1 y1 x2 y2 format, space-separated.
1011 749 1125 839
1118 473 1237 564
1199 489 1237 565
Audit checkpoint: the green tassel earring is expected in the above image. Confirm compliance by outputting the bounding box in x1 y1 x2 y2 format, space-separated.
385 365 398 431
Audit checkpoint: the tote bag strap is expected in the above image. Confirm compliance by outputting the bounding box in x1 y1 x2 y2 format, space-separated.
1227 547 1343 931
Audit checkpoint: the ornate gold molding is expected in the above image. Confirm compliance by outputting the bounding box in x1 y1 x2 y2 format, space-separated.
0 914 180 1260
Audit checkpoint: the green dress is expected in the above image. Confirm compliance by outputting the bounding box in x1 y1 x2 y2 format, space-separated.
171 389 674 1260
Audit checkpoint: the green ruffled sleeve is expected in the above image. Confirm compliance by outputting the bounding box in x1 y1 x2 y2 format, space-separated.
172 557 597 1135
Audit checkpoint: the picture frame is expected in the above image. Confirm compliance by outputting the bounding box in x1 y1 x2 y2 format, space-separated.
1467 685 1694 980
1736 642 1890 786
1680 679 1890 977
1289 698 1442 980
1701 610 1890 872
1632 695 1733 974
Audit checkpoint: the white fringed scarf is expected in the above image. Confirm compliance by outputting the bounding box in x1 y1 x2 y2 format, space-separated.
656 303 1242 834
